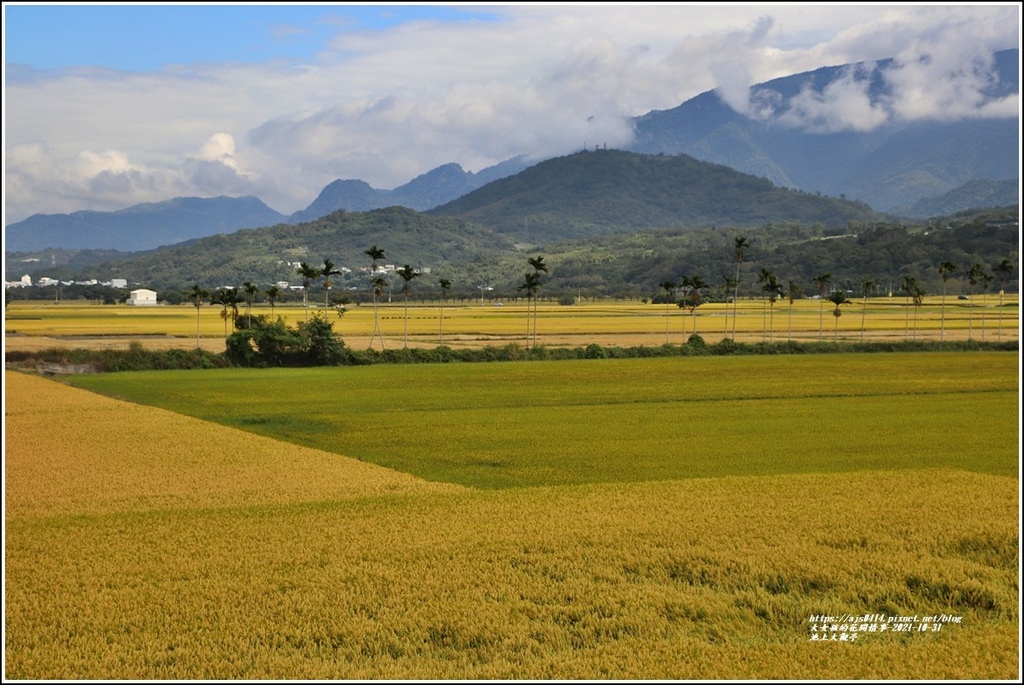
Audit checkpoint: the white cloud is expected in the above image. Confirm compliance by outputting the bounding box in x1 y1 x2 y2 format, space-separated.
3 4 1019 224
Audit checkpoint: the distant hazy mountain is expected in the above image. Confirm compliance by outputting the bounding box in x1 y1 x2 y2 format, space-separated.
287 157 530 223
892 178 1019 219
430 149 883 242
628 49 1019 212
5 196 288 253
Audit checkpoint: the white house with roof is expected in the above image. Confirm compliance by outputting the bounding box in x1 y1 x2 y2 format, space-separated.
127 288 158 306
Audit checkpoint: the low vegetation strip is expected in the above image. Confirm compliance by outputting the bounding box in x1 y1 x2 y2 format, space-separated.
67 353 1020 488
5 469 1017 679
4 371 463 518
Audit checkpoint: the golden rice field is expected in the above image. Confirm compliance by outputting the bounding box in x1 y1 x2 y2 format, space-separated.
4 294 1019 353
4 354 1020 679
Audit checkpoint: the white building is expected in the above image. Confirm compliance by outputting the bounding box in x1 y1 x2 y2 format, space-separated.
127 288 158 306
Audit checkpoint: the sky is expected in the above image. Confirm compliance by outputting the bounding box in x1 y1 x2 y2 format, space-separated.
3 3 1021 224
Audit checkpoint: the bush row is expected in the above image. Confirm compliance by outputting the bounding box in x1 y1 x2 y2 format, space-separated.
6 331 1017 374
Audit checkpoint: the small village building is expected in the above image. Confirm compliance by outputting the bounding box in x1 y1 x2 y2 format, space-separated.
127 288 158 306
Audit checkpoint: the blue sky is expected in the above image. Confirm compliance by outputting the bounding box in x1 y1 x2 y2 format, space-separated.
3 3 1020 223
5 4 497 71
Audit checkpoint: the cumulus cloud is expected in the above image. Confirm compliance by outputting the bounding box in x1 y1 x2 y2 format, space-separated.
3 4 1019 223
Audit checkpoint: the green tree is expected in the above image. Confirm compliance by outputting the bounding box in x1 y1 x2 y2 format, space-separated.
938 261 957 341
438 278 452 345
242 281 260 328
813 273 832 341
680 274 708 337
365 245 387 350
518 271 542 347
659 279 678 343
966 263 987 341
731 236 749 340
188 284 208 349
211 287 241 342
527 256 548 348
265 284 281 320
826 290 851 342
296 261 321 324
721 275 737 340
756 268 777 342
396 264 420 348
993 258 1014 341
321 258 342 313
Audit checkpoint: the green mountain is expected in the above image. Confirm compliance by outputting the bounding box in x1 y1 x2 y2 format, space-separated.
57 207 517 292
429 149 883 242
894 178 1019 219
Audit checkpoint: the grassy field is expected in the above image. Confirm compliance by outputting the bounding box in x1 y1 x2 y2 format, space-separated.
5 349 1020 679
5 295 1019 353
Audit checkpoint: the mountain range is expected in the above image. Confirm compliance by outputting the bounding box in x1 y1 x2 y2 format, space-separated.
4 49 1019 256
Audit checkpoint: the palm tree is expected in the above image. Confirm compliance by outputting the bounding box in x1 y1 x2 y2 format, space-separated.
826 290 851 342
721 275 737 340
938 261 957 341
518 272 541 346
731 236 749 340
859 278 875 342
211 287 241 342
321 259 342 313
786 280 800 342
438 278 452 345
364 245 387 350
296 261 320 324
813 273 832 341
396 264 420 348
763 274 783 342
242 281 259 328
966 263 986 341
188 284 208 349
527 256 548 348
681 275 708 337
993 259 1014 341
659 279 677 343
265 285 281 320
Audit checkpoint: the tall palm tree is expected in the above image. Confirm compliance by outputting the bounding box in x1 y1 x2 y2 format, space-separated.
518 272 541 346
721 275 737 340
826 290 851 342
912 282 925 341
732 236 749 340
188 284 208 349
966 263 986 341
365 245 387 350
813 273 832 341
321 259 342 313
265 285 281 320
396 264 420 348
659 279 677 343
211 288 241 342
438 278 452 345
242 281 259 328
786 280 800 342
681 274 708 337
859 278 875 342
993 258 1014 341
937 261 957 341
296 261 320 324
763 274 783 342
527 256 548 348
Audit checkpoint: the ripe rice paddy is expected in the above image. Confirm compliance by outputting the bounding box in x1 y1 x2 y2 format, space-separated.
5 347 1019 679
